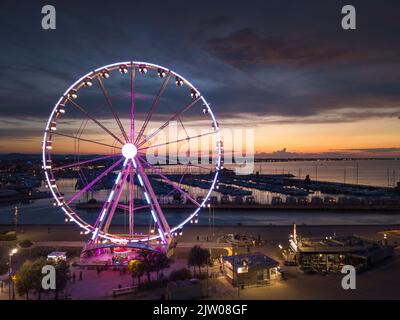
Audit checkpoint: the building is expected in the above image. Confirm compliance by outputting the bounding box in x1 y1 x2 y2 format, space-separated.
290 235 394 272
47 251 67 262
222 252 280 287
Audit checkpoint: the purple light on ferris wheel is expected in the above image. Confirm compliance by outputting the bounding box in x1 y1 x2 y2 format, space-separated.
42 60 222 249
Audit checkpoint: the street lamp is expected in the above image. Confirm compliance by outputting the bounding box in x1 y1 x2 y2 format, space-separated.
9 248 18 300
14 206 19 233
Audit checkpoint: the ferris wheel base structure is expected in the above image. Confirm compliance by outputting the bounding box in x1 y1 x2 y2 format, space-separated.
42 61 222 260
81 238 177 258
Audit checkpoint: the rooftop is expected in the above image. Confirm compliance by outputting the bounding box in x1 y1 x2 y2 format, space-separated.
296 235 381 253
223 252 279 270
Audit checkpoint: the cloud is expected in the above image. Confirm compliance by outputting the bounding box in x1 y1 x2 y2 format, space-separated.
0 0 400 155
205 28 396 68
198 15 232 28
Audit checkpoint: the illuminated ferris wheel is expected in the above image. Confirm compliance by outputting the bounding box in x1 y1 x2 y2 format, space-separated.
42 61 222 252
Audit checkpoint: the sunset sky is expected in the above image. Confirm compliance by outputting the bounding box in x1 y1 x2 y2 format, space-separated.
0 0 399 158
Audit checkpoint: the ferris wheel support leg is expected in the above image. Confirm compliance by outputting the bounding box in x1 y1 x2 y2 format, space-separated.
134 158 171 245
129 166 134 236
91 159 129 242
103 162 131 234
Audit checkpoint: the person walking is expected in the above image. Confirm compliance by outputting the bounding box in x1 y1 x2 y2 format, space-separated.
79 271 83 281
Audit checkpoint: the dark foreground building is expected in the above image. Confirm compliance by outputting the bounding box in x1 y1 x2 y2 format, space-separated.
222 252 280 287
290 235 394 272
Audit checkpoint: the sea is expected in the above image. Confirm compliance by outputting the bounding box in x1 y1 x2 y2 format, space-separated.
0 159 399 227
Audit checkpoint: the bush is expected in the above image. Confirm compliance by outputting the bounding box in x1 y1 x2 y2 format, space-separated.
0 231 17 241
19 240 33 248
169 268 192 282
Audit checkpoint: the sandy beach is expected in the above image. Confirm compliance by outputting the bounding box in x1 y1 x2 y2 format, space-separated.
1 223 399 242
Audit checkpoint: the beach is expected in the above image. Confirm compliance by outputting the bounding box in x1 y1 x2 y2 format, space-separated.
2 223 398 244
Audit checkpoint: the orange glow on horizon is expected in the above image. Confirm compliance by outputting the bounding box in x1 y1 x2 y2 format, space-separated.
0 117 399 157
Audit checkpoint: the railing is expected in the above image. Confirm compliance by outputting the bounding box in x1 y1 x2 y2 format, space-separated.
111 285 138 297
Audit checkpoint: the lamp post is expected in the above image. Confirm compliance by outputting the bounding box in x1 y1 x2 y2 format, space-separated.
212 206 215 238
14 206 19 233
206 256 209 297
8 248 18 300
207 203 211 239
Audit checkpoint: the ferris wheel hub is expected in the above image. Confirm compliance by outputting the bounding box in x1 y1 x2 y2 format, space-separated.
121 143 137 159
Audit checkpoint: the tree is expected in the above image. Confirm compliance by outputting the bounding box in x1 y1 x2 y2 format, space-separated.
153 253 170 280
53 260 70 300
30 257 48 300
15 257 70 300
139 250 157 282
15 260 35 299
188 246 210 276
127 259 144 286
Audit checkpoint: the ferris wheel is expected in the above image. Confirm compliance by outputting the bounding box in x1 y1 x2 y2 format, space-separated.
42 61 222 252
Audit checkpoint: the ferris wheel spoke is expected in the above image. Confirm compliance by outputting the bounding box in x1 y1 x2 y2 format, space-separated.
67 98 125 145
137 96 202 148
165 163 191 197
96 76 130 143
66 157 124 205
136 153 214 173
187 162 214 171
118 204 148 211
138 130 217 152
134 72 171 145
52 154 120 171
138 156 200 207
130 63 136 143
178 116 189 139
47 131 121 150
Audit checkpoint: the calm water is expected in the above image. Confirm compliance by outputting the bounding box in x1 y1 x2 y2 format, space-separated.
1 197 399 227
248 159 400 187
1 159 399 227
160 159 400 187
